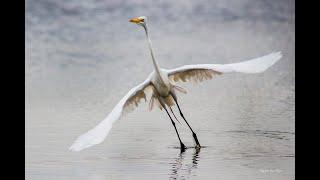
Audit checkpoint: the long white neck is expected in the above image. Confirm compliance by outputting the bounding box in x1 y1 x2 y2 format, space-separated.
143 25 161 76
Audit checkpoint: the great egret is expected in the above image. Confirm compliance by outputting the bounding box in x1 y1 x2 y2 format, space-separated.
69 16 282 152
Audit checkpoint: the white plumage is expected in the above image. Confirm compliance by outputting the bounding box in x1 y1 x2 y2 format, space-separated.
69 16 282 151
167 52 281 75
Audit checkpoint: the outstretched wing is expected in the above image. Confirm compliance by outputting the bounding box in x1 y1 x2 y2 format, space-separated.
167 52 282 83
69 77 154 151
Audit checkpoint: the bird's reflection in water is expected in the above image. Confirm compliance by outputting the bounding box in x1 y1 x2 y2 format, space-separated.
169 148 201 180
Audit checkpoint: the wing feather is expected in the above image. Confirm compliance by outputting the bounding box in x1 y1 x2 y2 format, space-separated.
170 68 221 83
69 77 154 151
167 52 282 83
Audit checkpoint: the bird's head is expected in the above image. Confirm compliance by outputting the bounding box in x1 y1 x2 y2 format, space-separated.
129 16 147 27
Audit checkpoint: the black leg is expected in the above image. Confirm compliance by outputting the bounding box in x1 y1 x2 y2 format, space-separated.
173 98 201 148
163 105 186 151
169 106 181 124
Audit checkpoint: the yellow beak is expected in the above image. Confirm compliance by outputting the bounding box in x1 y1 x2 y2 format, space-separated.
129 17 143 23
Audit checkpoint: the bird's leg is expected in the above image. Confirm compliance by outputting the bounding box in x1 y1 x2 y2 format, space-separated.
164 107 186 151
169 106 181 124
161 102 186 151
172 97 201 149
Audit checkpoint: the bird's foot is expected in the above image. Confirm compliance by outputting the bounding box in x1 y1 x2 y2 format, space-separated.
180 142 186 152
192 133 201 148
195 144 201 149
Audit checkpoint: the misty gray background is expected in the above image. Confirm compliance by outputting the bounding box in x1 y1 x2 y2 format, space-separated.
26 0 295 179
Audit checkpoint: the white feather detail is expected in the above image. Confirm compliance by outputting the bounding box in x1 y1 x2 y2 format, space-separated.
167 52 282 82
69 77 153 151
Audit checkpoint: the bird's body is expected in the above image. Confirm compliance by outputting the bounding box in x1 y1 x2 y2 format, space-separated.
152 69 171 97
69 16 282 152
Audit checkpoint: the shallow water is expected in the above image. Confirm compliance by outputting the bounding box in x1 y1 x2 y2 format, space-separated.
26 0 295 179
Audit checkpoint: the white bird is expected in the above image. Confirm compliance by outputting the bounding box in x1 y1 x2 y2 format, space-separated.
69 16 282 152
